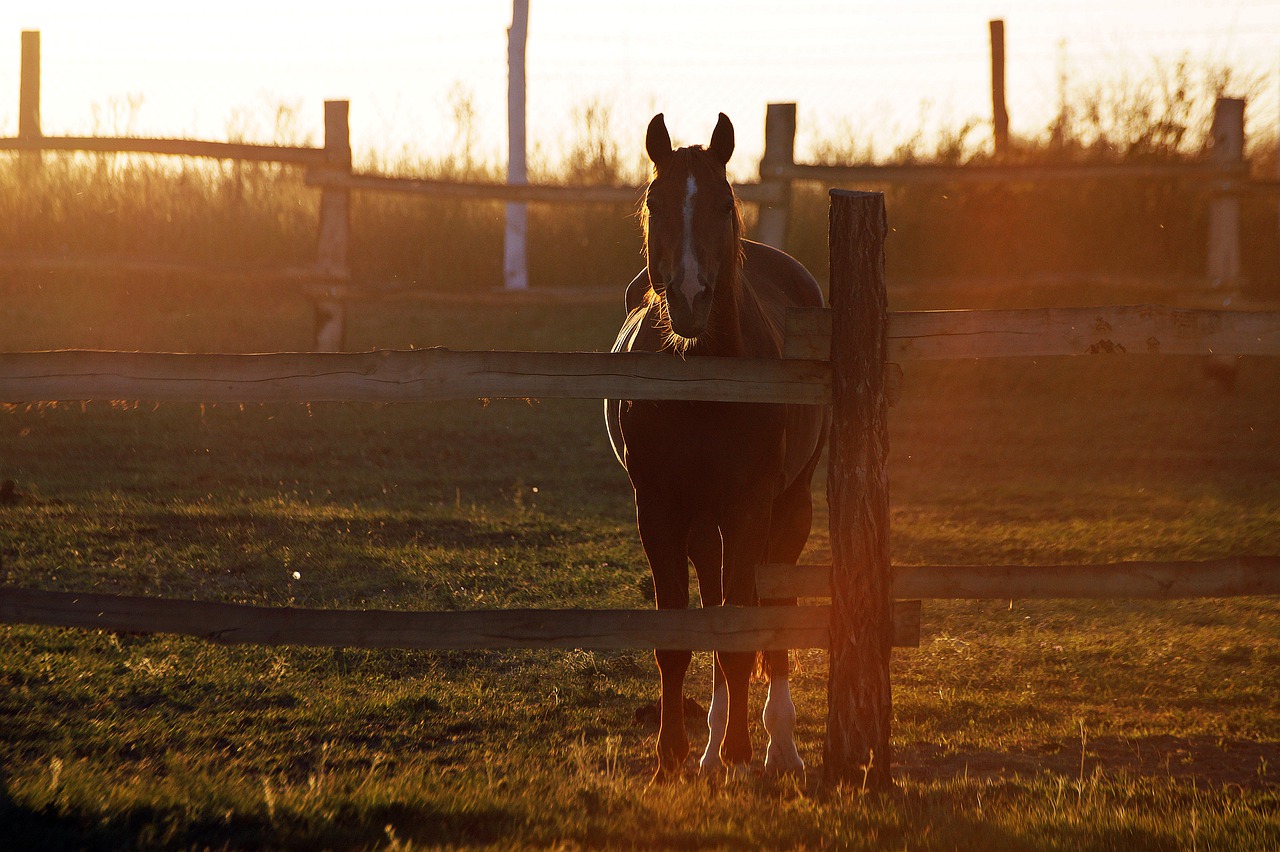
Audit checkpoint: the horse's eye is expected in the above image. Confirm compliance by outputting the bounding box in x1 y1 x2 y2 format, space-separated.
721 200 736 216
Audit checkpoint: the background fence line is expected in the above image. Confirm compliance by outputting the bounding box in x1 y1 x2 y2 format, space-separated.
4 30 1277 351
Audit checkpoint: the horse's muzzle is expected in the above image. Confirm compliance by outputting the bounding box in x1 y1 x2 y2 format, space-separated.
666 281 713 338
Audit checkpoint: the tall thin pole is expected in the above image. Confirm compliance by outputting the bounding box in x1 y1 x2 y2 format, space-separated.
19 30 41 175
504 0 530 291
989 20 1009 159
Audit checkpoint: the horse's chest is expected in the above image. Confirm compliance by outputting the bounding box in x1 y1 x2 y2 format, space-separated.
620 400 786 500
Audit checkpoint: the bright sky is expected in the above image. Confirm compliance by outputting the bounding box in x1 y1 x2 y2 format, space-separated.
1 1 1277 177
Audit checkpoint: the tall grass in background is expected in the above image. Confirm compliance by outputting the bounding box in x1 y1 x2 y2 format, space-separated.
785 60 1279 293
0 60 1275 299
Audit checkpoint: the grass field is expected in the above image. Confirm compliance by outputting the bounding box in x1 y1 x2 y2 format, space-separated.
2 277 1280 849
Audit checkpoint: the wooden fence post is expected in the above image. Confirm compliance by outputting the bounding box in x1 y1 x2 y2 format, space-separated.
824 189 892 790
314 100 352 351
1208 97 1245 293
756 103 796 249
19 30 41 176
989 20 1009 159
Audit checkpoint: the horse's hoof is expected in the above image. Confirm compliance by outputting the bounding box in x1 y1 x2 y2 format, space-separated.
763 762 807 789
722 762 757 786
764 752 806 780
648 763 684 788
698 755 724 773
697 752 725 782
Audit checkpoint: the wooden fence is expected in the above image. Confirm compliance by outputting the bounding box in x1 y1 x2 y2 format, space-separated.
4 30 1275 352
2 188 1280 783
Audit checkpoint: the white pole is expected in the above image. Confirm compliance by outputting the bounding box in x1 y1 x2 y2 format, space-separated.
504 0 530 290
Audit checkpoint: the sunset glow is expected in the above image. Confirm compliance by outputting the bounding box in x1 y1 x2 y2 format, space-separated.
2 1 1277 172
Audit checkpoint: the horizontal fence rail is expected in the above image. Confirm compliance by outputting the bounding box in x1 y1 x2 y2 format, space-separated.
0 349 830 406
0 588 922 651
304 171 786 206
2 306 1276 407
1 139 1250 190
757 557 1280 600
767 161 1248 186
889 305 1280 360
0 135 329 165
0 254 344 286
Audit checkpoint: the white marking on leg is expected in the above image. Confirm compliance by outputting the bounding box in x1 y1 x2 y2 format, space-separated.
678 174 703 307
699 679 728 774
763 677 805 777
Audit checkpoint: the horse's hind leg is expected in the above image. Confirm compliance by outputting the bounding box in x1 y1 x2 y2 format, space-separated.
688 521 727 774
760 469 817 778
717 496 774 772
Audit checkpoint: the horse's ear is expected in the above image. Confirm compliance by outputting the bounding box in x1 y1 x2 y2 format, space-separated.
646 114 672 166
709 113 734 165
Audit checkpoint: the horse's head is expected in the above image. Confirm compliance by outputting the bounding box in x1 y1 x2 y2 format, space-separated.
642 113 742 344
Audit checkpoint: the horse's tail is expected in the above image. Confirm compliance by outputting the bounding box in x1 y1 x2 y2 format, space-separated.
756 650 799 682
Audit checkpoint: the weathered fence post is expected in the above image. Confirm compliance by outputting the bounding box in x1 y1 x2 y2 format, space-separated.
314 100 353 351
19 30 42 176
989 20 1009 159
824 189 893 790
1208 97 1245 292
756 103 796 250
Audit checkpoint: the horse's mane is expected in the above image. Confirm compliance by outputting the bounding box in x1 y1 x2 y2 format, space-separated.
736 264 787 357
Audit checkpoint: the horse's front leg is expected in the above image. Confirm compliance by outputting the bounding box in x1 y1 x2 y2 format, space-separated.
637 498 692 781
716 497 773 772
689 520 727 774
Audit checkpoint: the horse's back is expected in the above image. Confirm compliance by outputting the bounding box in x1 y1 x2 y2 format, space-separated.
740 239 825 318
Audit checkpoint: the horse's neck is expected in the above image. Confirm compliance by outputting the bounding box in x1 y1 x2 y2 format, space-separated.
692 266 747 357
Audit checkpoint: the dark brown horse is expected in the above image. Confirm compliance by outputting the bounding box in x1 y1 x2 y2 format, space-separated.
606 113 827 780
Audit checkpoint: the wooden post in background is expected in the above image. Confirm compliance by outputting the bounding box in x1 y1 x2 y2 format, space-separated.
756 102 796 250
824 189 893 790
314 100 352 351
1208 97 1245 294
989 20 1009 159
19 30 42 176
1204 97 1247 391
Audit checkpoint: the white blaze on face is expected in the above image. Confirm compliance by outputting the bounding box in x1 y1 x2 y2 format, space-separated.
678 173 703 307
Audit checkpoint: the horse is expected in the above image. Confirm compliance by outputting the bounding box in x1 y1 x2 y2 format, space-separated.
605 113 828 781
